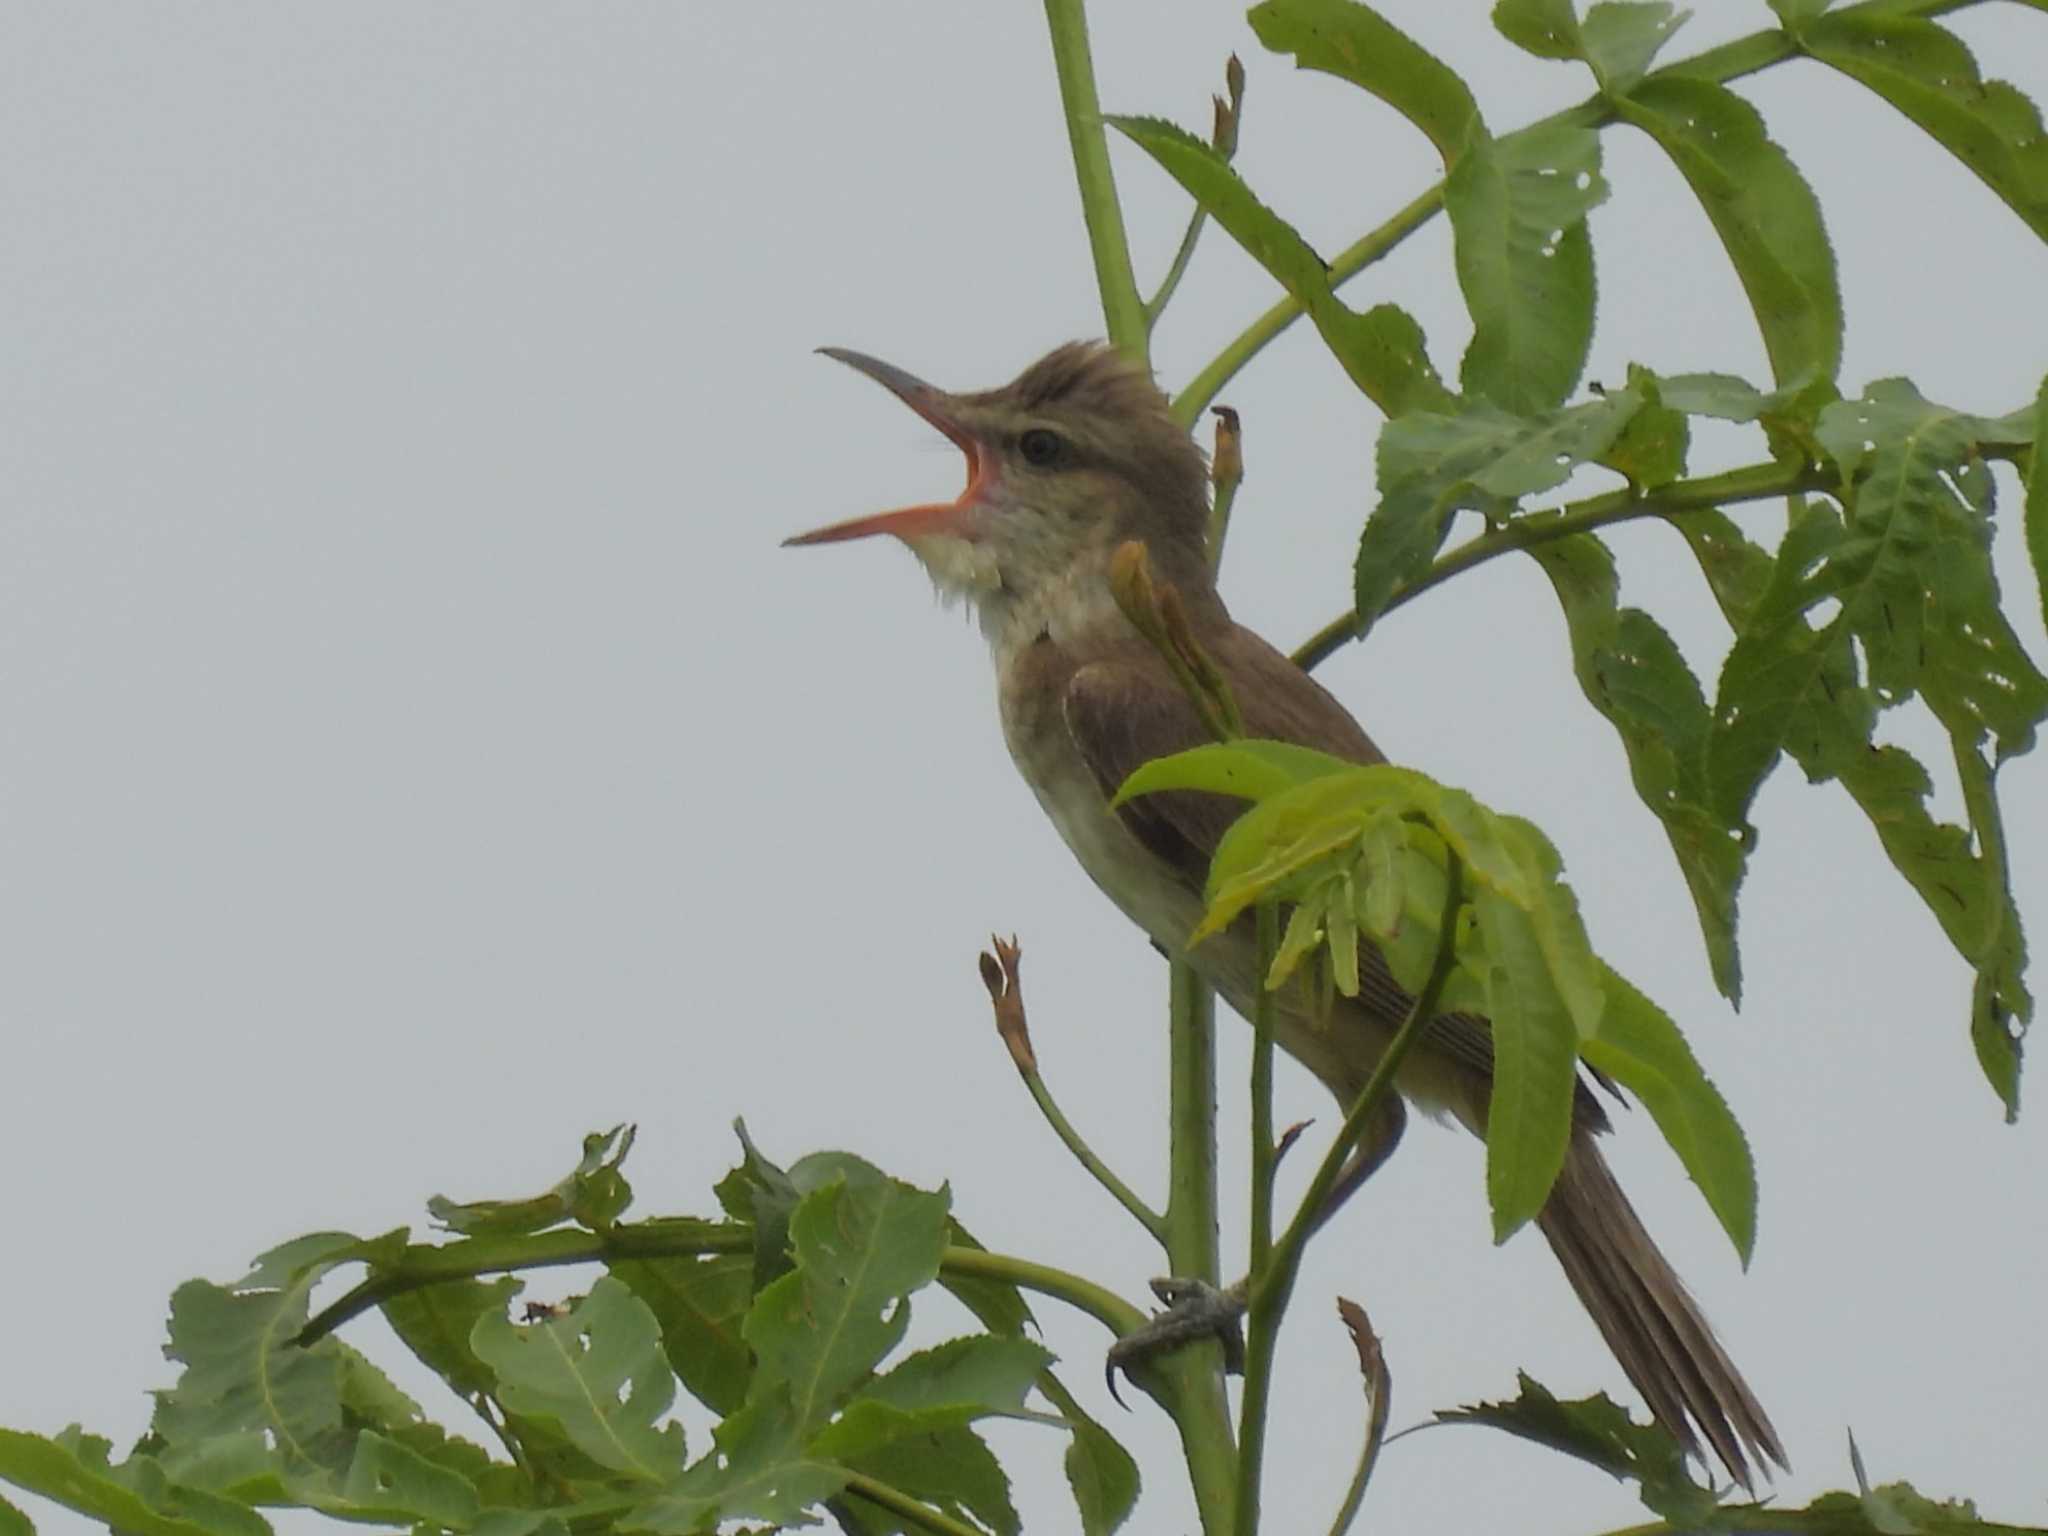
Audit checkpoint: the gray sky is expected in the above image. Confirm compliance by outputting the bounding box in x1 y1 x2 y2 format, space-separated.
4 5 2046 1534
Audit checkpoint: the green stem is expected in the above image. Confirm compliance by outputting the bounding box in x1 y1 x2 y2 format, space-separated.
1043 0 1147 359
1233 852 1466 1536
843 1474 990 1536
1146 203 1210 332
1169 0 1984 425
1290 460 1834 672
1161 960 1239 1536
1022 1067 1167 1240
298 1227 1146 1347
1248 905 1279 1276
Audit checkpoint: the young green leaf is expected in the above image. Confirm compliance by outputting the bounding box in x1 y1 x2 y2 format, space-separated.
1269 889 1330 990
429 1125 636 1237
1108 115 1456 416
1248 0 1481 165
1580 966 1758 1261
1797 10 2048 244
1446 123 1607 412
1612 77 1841 386
1113 739 1357 808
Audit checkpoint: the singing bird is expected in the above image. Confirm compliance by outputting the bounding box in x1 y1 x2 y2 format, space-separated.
787 341 1785 1488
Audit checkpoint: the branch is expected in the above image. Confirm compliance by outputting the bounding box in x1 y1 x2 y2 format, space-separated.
1290 459 1837 672
1043 0 1147 358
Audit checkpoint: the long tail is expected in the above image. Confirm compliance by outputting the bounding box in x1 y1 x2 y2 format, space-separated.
1537 1130 1788 1490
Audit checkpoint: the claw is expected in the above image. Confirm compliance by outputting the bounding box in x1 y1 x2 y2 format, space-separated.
1105 1276 1249 1405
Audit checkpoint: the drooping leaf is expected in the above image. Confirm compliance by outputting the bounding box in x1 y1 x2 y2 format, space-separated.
470 1277 686 1483
1527 531 1746 1000
1447 123 1606 412
1612 76 1841 386
1248 0 1481 164
1108 115 1456 416
1438 1373 1717 1527
1581 965 1758 1261
1056 1407 1140 1536
1796 9 2048 244
0 1430 270 1536
743 1176 951 1437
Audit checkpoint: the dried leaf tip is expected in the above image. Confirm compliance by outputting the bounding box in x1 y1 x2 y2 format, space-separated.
978 934 1035 1074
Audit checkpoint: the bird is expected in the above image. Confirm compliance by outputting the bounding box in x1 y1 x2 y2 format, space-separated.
785 339 1786 1489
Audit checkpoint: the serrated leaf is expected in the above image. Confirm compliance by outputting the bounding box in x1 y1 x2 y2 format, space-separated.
382 1274 524 1403
1581 966 1758 1260
0 1430 271 1536
1527 532 1746 1000
935 1218 1037 1341
744 1177 950 1437
1579 2 1686 91
471 1277 685 1483
1438 1373 1716 1526
1059 1411 1139 1536
1114 739 1355 808
1613 77 1840 386
1448 124 1606 412
1356 391 1646 634
1493 0 1582 60
1108 115 1455 416
1248 0 1481 164
1800 11 2048 243
626 1392 845 1534
614 1254 756 1416
1471 885 1581 1241
842 1420 1021 1536
336 1430 480 1528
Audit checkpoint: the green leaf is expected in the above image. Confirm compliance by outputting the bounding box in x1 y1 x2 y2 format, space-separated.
1269 888 1331 989
382 1274 524 1403
613 1254 756 1416
1612 76 1841 386
1577 3 1687 92
0 1492 25 1536
935 1217 1038 1341
429 1125 636 1237
717 1118 803 1292
840 1420 1020 1536
1766 0 1835 28
1356 390 1646 635
1447 123 1606 412
1059 1411 1140 1536
0 1430 270 1536
626 1393 846 1534
337 1430 480 1529
1596 369 1690 489
1581 966 1758 1261
1492 0 1582 60
2030 376 2048 634
1799 11 2048 244
1248 0 1481 165
470 1277 686 1483
1470 885 1581 1241
1114 739 1356 808
1527 532 1746 1001
1108 115 1456 416
744 1177 951 1436
860 1335 1053 1420
1437 1373 1716 1527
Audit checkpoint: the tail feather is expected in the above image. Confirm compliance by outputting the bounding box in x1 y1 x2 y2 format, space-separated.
1537 1131 1788 1490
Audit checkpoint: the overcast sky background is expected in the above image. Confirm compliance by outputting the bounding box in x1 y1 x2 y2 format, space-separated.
4 5 2046 1534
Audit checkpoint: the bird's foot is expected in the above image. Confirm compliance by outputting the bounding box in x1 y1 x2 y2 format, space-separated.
1105 1276 1248 1406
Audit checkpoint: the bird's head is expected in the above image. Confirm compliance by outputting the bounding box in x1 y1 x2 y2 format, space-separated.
787 342 1215 653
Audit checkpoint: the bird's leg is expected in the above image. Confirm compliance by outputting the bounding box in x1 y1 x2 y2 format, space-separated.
1104 1094 1407 1402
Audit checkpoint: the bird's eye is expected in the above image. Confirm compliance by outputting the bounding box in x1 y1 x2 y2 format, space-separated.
1018 428 1066 467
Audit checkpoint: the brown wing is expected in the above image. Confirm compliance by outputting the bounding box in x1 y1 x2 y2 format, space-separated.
1059 625 1611 1130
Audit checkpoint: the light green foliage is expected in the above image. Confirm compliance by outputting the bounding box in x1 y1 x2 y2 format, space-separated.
2031 377 2048 635
1121 745 1756 1247
1108 115 1456 416
430 1125 637 1237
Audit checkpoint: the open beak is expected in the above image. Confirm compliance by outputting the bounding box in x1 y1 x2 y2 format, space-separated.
784 348 990 547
